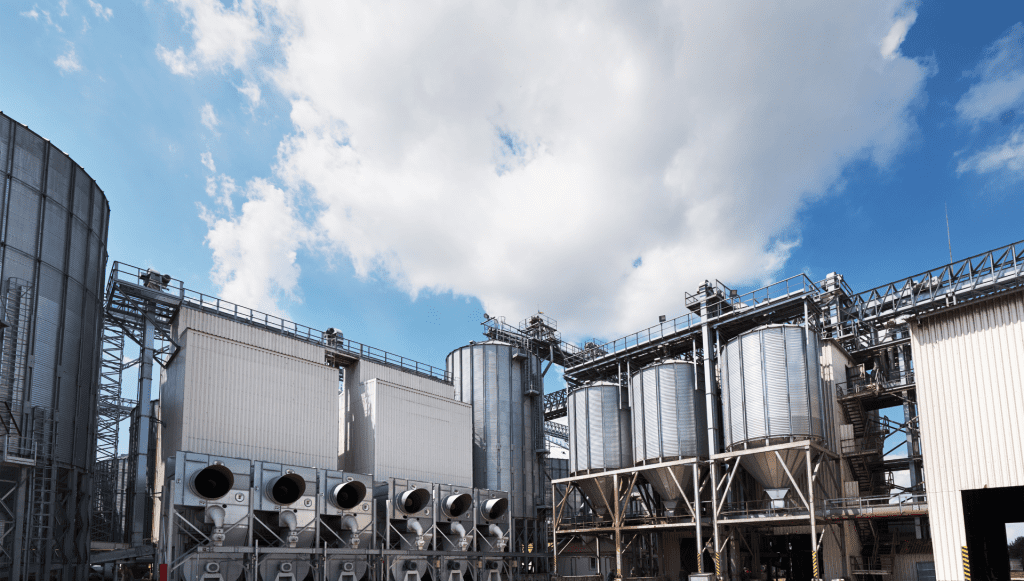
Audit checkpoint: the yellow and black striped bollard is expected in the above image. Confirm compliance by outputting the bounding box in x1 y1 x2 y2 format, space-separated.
962 545 971 580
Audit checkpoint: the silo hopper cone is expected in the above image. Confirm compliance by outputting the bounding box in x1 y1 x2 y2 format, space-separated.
645 465 695 515
576 476 617 518
741 449 808 508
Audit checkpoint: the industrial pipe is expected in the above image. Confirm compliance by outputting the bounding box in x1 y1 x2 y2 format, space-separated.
341 515 361 548
279 510 299 548
205 505 226 547
407 518 427 550
266 474 306 505
442 493 473 519
331 481 367 510
396 488 431 515
190 464 234 501
451 522 470 551
480 498 508 521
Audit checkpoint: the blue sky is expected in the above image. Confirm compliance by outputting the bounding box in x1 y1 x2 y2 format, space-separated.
2 0 1023 399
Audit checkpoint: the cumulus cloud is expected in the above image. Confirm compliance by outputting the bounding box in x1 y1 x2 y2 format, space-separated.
956 23 1024 123
156 0 270 75
237 79 262 110
200 179 311 314
200 151 216 172
88 0 113 21
55 42 82 73
156 45 198 76
171 1 930 336
958 126 1024 176
200 103 219 130
880 10 917 60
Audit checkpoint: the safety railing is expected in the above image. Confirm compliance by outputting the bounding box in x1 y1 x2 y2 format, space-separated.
836 368 915 399
108 262 452 382
563 312 702 369
825 492 927 517
0 433 36 465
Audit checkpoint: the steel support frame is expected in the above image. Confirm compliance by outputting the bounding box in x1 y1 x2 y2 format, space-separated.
709 440 838 581
552 458 708 579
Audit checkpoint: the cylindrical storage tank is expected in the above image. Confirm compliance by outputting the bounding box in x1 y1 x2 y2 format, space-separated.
0 113 109 464
720 325 824 449
629 361 708 514
567 381 632 474
0 113 109 573
720 324 824 506
630 360 708 462
447 340 543 519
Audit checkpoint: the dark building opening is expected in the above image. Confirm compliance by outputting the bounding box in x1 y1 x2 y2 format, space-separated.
962 486 1024 581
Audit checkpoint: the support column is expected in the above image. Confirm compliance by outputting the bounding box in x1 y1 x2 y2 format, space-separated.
694 463 703 574
131 303 156 546
710 461 721 579
807 448 819 580
700 313 718 455
613 473 622 580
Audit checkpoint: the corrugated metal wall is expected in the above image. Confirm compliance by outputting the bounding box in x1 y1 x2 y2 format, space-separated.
340 378 472 485
819 340 862 566
911 291 1024 581
346 358 454 398
174 307 324 363
160 312 338 467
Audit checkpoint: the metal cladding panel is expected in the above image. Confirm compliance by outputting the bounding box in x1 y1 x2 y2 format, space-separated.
371 379 472 486
0 113 108 475
159 326 338 467
173 306 325 364
818 340 851 451
911 292 1024 581
348 358 453 398
631 362 707 462
446 341 544 518
721 325 823 450
568 382 631 473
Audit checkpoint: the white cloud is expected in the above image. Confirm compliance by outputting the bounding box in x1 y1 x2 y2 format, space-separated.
155 0 270 75
88 0 113 20
205 174 237 211
156 45 198 76
54 43 82 73
200 103 219 130
59 0 68 17
880 10 917 60
200 151 216 172
957 23 1024 123
237 79 262 110
201 178 311 315
20 8 39 19
172 1 930 335
958 126 1024 176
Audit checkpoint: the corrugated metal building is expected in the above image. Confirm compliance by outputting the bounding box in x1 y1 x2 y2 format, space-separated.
159 306 339 468
340 378 472 485
911 291 1024 581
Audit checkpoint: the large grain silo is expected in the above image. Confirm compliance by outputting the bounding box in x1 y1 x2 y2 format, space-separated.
629 361 707 514
567 380 632 517
446 340 544 519
719 325 824 506
0 112 109 580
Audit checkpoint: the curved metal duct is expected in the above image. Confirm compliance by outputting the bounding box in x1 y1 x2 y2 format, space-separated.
190 464 235 501
442 493 474 519
331 481 367 510
480 497 509 521
397 488 432 515
266 473 306 505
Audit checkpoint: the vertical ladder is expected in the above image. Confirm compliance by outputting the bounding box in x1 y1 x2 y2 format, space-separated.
25 409 55 578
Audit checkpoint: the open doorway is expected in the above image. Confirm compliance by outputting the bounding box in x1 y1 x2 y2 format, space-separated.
962 486 1024 581
1008 522 1024 579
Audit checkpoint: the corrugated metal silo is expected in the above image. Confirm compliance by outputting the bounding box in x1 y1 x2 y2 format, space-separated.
629 361 707 513
567 381 632 517
446 340 543 519
0 113 109 578
720 325 824 503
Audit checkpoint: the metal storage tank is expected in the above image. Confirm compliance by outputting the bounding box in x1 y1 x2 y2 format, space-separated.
629 361 707 513
0 113 109 579
567 381 632 517
720 324 824 504
447 340 544 519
